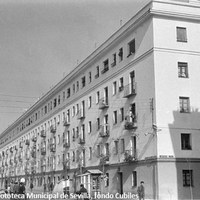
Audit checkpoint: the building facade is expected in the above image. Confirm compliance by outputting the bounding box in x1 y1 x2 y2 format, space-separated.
0 0 200 199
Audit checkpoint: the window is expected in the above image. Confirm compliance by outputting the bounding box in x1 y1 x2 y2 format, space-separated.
181 133 191 150
114 140 119 155
63 92 65 101
102 59 109 74
119 77 124 91
72 151 75 162
178 62 188 78
113 111 117 124
179 97 190 113
120 108 124 122
118 48 123 62
88 121 92 133
67 88 71 98
58 95 61 105
88 96 92 108
96 91 100 104
183 170 193 187
82 76 86 88
111 53 116 67
95 66 100 79
121 139 125 153
97 118 100 130
72 129 75 141
72 106 75 117
132 171 137 187
113 81 117 95
97 145 101 157
128 39 135 56
89 72 92 83
76 104 79 115
177 27 187 42
105 143 109 156
77 81 79 92
105 173 109 187
73 84 75 94
89 147 92 160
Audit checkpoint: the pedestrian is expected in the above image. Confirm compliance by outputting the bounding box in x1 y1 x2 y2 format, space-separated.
77 184 88 200
10 180 14 194
137 181 145 200
44 182 46 193
30 182 33 192
13 181 19 194
50 182 54 193
18 179 26 200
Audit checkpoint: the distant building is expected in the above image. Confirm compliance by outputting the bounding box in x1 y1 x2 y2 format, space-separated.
0 0 200 199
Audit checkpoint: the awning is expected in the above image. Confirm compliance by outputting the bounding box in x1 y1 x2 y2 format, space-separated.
77 169 103 177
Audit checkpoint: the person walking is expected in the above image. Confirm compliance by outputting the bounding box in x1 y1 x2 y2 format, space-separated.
30 182 33 192
18 179 26 200
43 182 47 193
77 184 88 200
10 180 14 194
13 181 19 194
137 181 145 200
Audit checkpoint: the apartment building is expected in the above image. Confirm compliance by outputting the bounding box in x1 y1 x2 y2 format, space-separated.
0 0 200 199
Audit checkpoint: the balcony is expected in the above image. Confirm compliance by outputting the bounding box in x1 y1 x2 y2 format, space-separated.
99 98 109 109
78 137 85 145
50 144 56 152
18 155 22 162
95 74 99 79
123 83 137 98
10 148 13 153
32 136 37 142
25 139 30 146
99 154 109 165
124 116 137 130
19 142 23 149
77 109 85 120
31 151 36 158
31 166 36 174
40 130 46 138
41 165 46 173
63 118 70 127
99 124 110 137
101 66 109 74
63 140 70 148
50 125 56 133
41 147 46 155
124 150 137 162
63 160 70 170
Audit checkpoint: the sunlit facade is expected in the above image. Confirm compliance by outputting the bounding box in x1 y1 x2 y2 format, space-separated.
0 0 200 199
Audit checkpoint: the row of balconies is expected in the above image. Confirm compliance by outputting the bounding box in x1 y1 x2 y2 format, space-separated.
0 150 137 176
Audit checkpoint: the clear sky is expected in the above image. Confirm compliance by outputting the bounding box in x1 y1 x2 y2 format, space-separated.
0 0 149 134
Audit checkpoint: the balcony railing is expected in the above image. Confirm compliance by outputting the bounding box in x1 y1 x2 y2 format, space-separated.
25 140 30 146
32 136 37 142
124 149 137 162
41 147 46 155
41 165 46 173
63 140 70 148
40 130 46 137
63 118 70 127
123 83 137 98
99 124 110 137
77 109 85 120
99 98 109 109
78 137 85 145
124 115 137 130
63 160 70 170
50 125 56 133
50 144 56 152
99 154 109 165
101 66 109 74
